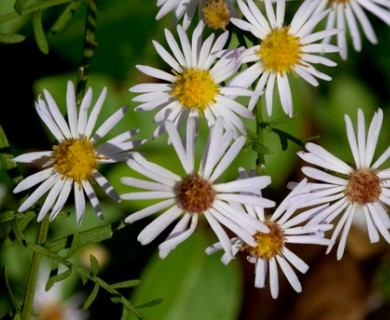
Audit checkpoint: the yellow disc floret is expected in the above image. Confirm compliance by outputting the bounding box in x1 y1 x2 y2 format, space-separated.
171 68 219 112
258 27 303 76
202 0 231 30
52 137 99 184
243 221 285 260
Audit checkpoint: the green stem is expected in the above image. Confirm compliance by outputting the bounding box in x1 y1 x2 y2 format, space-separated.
76 0 98 105
21 216 50 320
255 100 265 175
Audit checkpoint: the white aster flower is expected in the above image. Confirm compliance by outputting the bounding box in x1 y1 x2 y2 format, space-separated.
206 178 333 299
314 0 390 60
121 117 275 259
156 0 237 30
298 108 390 260
13 81 145 226
130 20 256 138
33 266 88 320
230 0 339 116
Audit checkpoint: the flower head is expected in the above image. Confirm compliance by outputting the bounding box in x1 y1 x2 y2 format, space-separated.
130 20 256 138
230 0 339 116
206 178 333 299
314 0 390 59
121 117 275 259
298 108 390 260
202 0 237 30
13 81 145 226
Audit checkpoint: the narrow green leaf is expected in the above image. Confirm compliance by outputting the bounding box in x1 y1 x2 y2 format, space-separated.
49 0 82 35
46 221 125 253
111 279 141 289
0 33 26 44
45 266 73 291
64 232 80 258
136 298 164 309
0 211 15 223
32 10 49 54
14 0 29 14
2 265 22 312
83 283 99 309
89 254 99 276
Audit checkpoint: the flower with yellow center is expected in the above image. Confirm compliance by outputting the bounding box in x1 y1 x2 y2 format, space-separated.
121 117 274 259
229 0 339 116
13 81 145 226
202 0 232 30
206 178 333 299
130 20 256 138
299 108 390 260
171 68 219 112
313 0 390 59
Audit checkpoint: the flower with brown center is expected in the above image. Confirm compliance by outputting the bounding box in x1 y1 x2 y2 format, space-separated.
299 108 390 260
122 117 274 259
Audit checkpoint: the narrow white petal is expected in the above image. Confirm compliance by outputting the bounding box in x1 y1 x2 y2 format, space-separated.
74 183 86 226
166 120 192 174
269 257 279 299
94 171 121 202
82 180 103 219
18 174 58 212
209 136 246 181
276 255 302 293
204 211 233 258
49 178 73 220
13 168 53 193
282 247 309 274
43 89 71 138
84 87 107 138
159 214 198 258
91 106 128 143
37 178 66 222
254 258 267 288
77 87 92 136
66 81 78 138
125 199 176 224
137 205 182 245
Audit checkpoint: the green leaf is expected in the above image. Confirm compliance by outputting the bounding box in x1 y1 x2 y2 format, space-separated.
49 0 83 35
129 229 243 320
45 220 125 253
14 0 29 14
111 279 141 289
32 10 49 54
83 283 100 309
0 211 15 223
0 33 26 43
45 265 73 291
89 254 99 276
